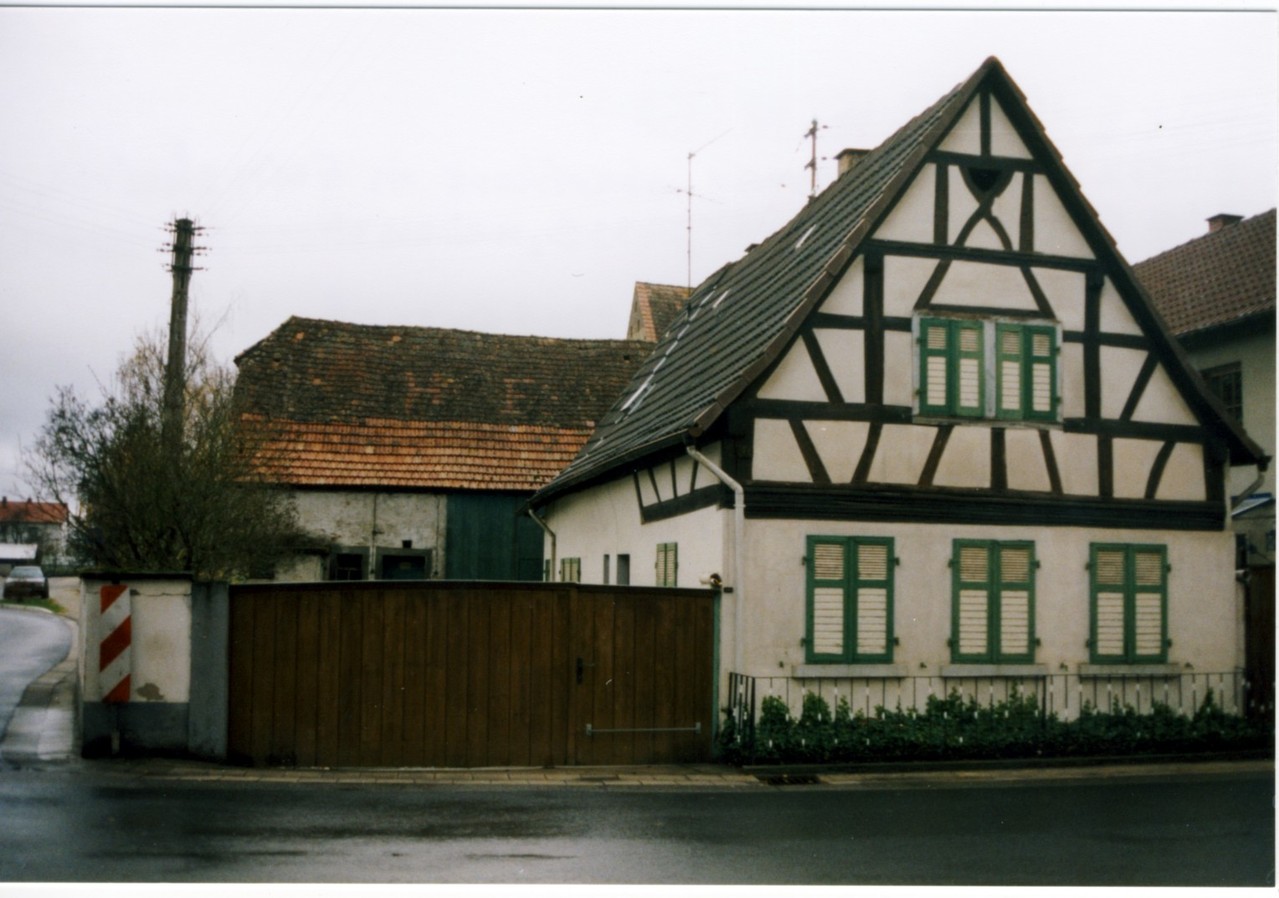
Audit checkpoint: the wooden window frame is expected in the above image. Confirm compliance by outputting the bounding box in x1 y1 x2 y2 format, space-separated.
949 539 1037 664
560 557 581 583
1200 362 1243 425
656 542 678 587
805 535 896 664
1089 543 1169 664
917 315 1059 424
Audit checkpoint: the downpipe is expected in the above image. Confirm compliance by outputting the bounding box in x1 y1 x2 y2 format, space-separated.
686 444 745 673
528 508 557 582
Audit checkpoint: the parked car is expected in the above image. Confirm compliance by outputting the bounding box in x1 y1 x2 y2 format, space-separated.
3 565 48 600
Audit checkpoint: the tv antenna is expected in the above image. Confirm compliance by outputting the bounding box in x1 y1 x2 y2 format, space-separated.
676 128 732 290
803 119 829 200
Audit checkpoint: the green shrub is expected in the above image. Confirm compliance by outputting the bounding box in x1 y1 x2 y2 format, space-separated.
719 686 1271 766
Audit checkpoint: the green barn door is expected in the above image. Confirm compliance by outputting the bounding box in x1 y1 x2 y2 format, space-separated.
445 492 545 580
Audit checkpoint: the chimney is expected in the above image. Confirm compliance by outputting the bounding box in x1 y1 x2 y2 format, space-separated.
836 148 871 177
1207 213 1243 233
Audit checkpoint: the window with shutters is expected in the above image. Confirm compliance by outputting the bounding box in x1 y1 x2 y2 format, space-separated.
656 542 678 587
560 557 581 583
917 316 1059 422
1089 544 1168 663
805 536 895 664
950 539 1036 664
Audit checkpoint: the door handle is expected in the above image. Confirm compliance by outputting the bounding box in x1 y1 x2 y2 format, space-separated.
576 657 595 684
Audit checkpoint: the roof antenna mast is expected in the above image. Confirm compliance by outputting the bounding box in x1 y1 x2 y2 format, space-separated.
804 119 828 201
677 129 732 291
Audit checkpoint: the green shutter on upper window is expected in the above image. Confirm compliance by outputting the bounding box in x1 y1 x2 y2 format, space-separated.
953 321 985 417
919 318 985 418
1025 326 1057 420
996 324 1057 421
919 319 953 415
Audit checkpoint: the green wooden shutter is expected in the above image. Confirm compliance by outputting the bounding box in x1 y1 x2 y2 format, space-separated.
807 537 848 660
1090 544 1168 663
996 542 1035 661
953 539 1035 663
996 324 1024 419
1025 326 1057 420
954 541 991 660
919 319 952 416
853 539 894 661
953 320 985 417
996 324 1057 422
920 318 985 417
1132 547 1168 661
1091 546 1128 660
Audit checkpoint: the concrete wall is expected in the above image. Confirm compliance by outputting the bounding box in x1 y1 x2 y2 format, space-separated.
282 489 448 581
80 576 228 759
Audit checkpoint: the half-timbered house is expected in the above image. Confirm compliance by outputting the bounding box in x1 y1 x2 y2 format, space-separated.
528 58 1268 716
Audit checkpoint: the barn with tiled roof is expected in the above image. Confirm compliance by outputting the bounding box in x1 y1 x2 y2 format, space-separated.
234 317 649 580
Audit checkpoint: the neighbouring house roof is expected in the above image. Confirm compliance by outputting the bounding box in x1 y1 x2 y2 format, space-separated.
626 282 691 342
234 317 651 491
0 499 68 526
532 57 1265 507
1133 208 1276 339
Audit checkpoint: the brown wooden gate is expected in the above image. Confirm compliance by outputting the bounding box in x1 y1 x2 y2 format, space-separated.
1244 565 1275 722
227 581 716 767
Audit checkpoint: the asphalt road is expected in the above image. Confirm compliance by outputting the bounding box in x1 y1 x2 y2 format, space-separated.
0 606 72 741
1 764 1271 884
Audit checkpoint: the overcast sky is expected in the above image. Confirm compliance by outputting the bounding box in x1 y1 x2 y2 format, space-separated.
1 4 1275 498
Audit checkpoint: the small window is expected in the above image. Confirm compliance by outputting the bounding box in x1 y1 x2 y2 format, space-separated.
560 557 581 583
603 554 611 586
617 554 631 586
1090 544 1168 663
329 549 368 581
951 539 1036 664
656 543 678 587
1201 362 1242 424
806 536 895 664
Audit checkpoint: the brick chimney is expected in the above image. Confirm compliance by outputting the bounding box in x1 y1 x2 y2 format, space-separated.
1207 213 1243 233
836 148 871 177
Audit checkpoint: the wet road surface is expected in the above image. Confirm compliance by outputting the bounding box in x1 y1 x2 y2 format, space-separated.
1 762 1271 884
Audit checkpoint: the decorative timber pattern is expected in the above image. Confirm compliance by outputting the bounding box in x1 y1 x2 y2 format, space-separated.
532 58 1264 531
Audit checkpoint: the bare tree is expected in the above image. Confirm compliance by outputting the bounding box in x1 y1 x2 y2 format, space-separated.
24 326 306 580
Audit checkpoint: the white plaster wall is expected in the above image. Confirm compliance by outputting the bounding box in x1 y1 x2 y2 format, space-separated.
82 577 192 705
1184 328 1275 498
1031 174 1093 258
735 521 1240 679
543 467 726 589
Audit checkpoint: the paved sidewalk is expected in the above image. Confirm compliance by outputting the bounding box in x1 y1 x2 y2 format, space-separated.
79 754 1272 790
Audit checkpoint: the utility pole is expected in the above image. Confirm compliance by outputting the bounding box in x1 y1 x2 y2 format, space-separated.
161 217 203 457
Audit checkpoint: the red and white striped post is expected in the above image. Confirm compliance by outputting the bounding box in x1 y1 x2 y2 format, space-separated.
98 583 132 704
